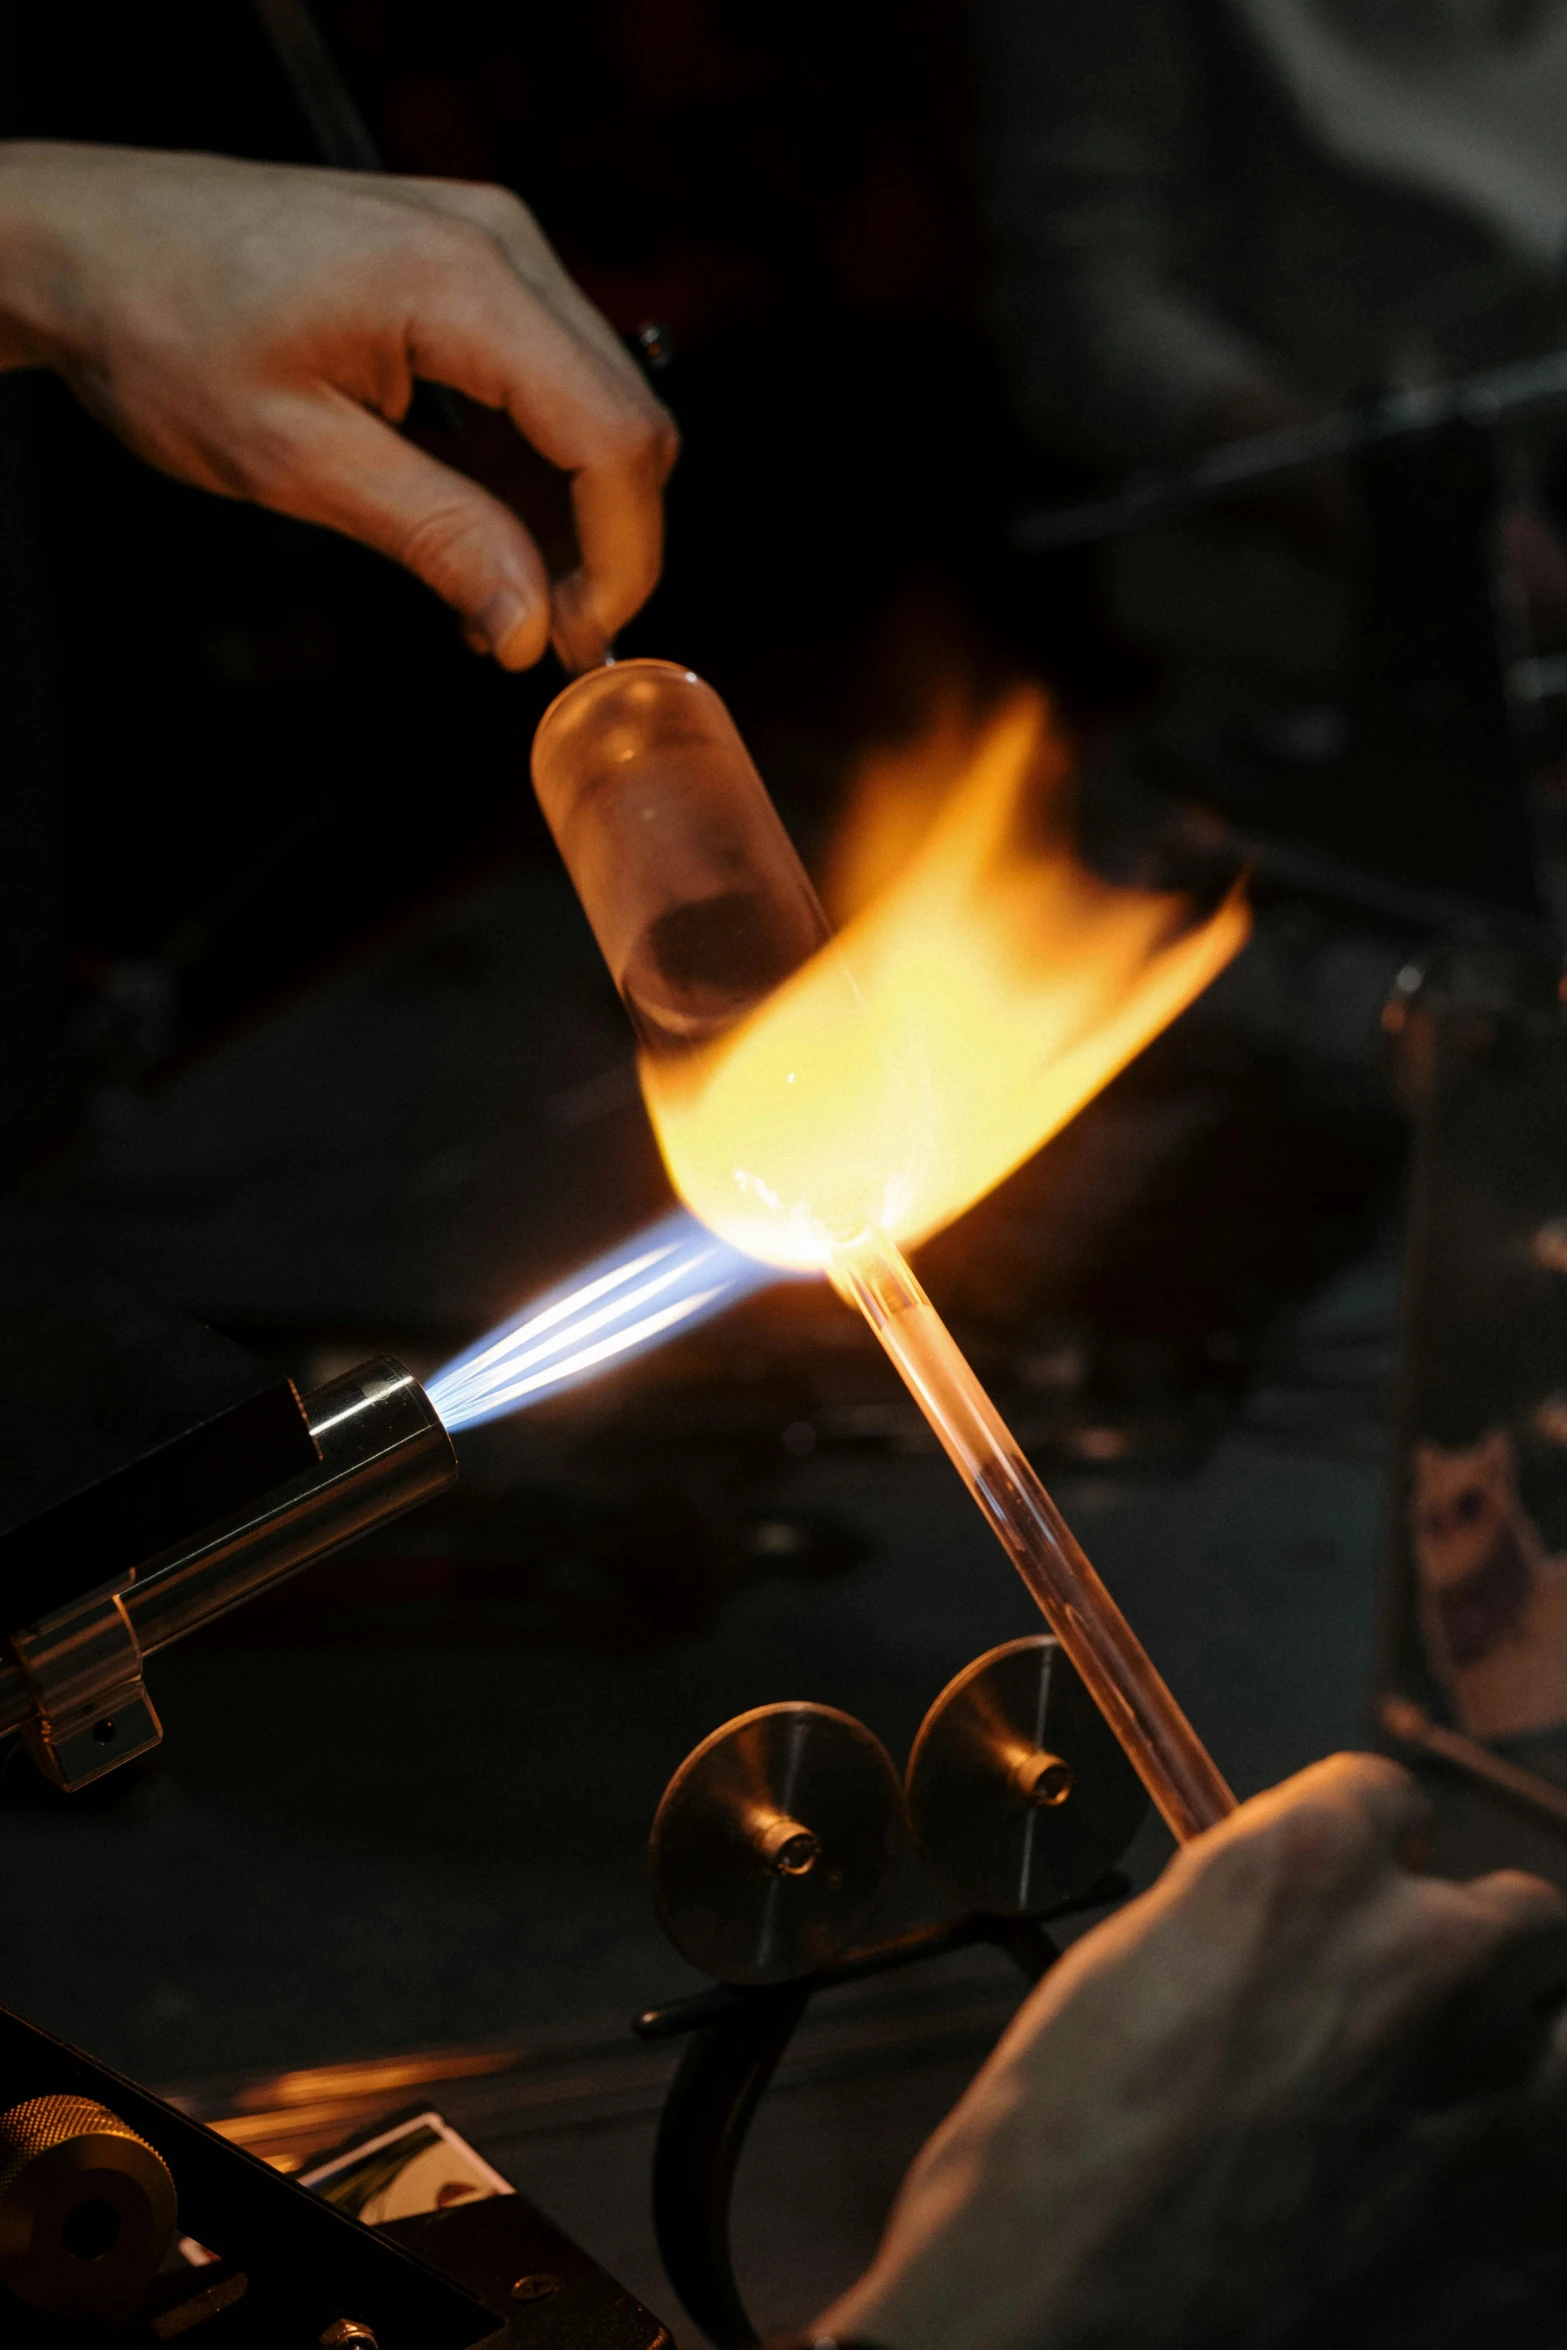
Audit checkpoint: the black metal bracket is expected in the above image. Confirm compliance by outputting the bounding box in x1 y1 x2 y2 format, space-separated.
0 2003 496 2348
633 1874 1129 2350
0 2004 673 2349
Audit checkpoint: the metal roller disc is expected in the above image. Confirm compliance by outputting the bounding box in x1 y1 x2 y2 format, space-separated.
907 1637 1148 1916
649 1703 904 1986
0 2094 178 2316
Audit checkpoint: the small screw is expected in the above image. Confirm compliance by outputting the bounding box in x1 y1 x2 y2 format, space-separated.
634 320 674 372
319 2323 379 2347
511 2274 560 2302
754 1814 821 1877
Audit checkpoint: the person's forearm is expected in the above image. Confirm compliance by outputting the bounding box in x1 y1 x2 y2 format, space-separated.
0 142 106 372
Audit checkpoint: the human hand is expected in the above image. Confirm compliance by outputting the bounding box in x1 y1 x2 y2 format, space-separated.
0 141 678 669
819 1753 1563 2350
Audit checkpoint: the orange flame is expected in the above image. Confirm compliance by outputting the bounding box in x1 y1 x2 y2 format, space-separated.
642 686 1249 1272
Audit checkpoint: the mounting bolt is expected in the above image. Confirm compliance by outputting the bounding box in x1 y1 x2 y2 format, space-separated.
319 2323 379 2348
753 1815 821 1877
511 2274 561 2302
634 321 674 372
1011 1749 1075 1808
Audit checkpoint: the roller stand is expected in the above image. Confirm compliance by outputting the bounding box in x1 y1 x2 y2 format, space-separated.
634 1889 1122 2350
636 1639 1149 2348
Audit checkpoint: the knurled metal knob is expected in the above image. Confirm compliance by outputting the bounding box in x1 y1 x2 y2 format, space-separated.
0 2093 177 2315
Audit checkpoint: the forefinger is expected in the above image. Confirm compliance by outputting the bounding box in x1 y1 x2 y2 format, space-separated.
383 180 677 662
397 256 674 667
550 451 668 670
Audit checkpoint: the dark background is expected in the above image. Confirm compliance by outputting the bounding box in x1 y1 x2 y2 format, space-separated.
0 19 1551 2338
0 15 1554 2339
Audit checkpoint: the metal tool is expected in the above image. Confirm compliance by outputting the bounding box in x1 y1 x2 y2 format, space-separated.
1010 344 1567 555
639 1897 1115 2350
0 2004 680 2346
906 1635 1149 1915
251 0 382 168
0 1358 456 1791
0 2008 496 2349
648 1702 905 1986
0 2094 177 2317
638 1669 1138 2347
1380 1694 1567 1832
0 1280 677 2346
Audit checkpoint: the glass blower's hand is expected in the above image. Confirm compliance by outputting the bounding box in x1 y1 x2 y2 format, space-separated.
0 141 678 669
819 1752 1563 2350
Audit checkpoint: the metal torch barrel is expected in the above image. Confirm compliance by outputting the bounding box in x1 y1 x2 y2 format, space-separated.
0 1359 455 1742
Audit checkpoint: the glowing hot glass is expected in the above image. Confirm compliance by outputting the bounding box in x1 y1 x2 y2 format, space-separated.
533 659 930 1268
532 658 1237 1842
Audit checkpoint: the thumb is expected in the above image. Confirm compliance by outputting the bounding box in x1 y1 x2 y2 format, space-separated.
239 385 553 665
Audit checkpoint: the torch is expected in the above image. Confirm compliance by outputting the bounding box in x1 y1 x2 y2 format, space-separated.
531 660 1237 1843
0 1275 454 1794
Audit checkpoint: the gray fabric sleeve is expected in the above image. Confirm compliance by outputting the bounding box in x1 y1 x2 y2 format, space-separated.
970 0 1284 466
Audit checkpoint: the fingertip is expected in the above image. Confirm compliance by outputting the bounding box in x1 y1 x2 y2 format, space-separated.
1342 1751 1436 1859
1318 1749 1428 1820
549 573 611 674
479 585 550 670
647 399 682 488
564 467 665 651
1469 1868 1567 1925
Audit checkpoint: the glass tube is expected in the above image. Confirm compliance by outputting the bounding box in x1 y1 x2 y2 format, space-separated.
532 659 1236 1841
532 659 830 1055
832 1228 1234 1842
534 658 918 1268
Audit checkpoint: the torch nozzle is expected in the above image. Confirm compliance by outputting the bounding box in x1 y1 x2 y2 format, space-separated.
831 1227 1235 1844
